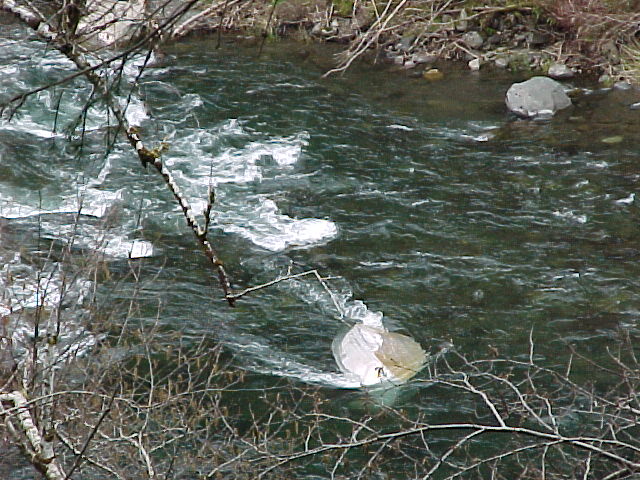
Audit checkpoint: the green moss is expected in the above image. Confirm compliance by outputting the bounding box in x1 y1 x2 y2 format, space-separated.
331 0 353 17
508 53 533 72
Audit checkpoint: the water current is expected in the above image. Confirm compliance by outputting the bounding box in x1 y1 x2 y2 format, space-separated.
3 20 640 424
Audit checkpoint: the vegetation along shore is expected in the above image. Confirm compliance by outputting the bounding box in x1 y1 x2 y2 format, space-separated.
171 0 640 83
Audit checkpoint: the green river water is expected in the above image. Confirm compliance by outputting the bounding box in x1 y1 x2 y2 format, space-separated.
2 20 640 478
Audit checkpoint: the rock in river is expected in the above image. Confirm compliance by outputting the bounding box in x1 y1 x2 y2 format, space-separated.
423 68 444 81
505 76 572 118
468 58 481 71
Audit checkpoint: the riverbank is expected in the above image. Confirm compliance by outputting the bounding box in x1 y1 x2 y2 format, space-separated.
173 0 640 85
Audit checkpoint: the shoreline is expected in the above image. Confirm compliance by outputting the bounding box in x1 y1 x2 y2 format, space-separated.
168 1 640 86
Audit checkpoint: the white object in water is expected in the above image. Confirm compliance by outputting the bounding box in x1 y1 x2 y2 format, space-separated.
332 323 427 387
129 240 154 259
615 193 635 205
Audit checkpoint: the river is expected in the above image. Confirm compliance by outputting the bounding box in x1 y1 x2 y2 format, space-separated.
2 20 640 477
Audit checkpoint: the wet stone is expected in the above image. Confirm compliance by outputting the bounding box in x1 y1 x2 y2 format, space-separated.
412 52 437 65
548 63 574 80
423 68 444 81
487 33 503 46
494 56 509 69
456 8 468 32
601 136 624 144
505 76 572 118
526 31 549 46
614 81 632 91
468 58 481 71
462 31 484 49
441 14 454 30
598 74 612 86
398 34 415 52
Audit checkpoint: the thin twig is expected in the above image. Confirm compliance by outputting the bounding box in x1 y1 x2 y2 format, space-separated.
64 388 117 480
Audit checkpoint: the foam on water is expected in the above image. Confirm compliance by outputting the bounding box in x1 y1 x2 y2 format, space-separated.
258 361 365 389
170 127 309 184
341 300 384 328
165 122 337 252
0 59 152 258
0 117 59 138
388 124 414 131
0 178 153 258
0 45 347 388
219 198 337 251
552 208 587 224
223 333 363 388
0 252 102 363
273 265 387 329
224 300 415 390
37 220 154 258
123 96 150 126
218 268 409 389
121 52 153 78
0 186 120 217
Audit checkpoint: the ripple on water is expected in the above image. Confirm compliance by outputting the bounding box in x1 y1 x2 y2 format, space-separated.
4 34 640 400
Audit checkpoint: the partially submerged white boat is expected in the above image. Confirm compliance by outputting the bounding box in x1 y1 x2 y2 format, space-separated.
332 313 427 387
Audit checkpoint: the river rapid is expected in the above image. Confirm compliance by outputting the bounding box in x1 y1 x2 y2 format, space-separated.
3 19 640 470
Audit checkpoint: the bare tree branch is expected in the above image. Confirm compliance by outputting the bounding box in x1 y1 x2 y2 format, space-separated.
0 391 65 480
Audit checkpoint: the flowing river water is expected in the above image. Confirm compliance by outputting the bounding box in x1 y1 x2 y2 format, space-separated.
2 19 640 476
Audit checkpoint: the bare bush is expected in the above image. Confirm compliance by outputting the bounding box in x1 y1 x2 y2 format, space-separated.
3 213 640 480
542 0 640 70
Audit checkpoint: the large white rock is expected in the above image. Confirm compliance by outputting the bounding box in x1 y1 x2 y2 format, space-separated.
505 76 572 118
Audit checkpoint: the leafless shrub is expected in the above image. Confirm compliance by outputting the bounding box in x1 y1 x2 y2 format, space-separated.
3 197 640 480
229 331 640 479
541 0 640 70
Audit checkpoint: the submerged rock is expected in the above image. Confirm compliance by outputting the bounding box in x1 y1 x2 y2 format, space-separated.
423 68 444 81
505 76 572 118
